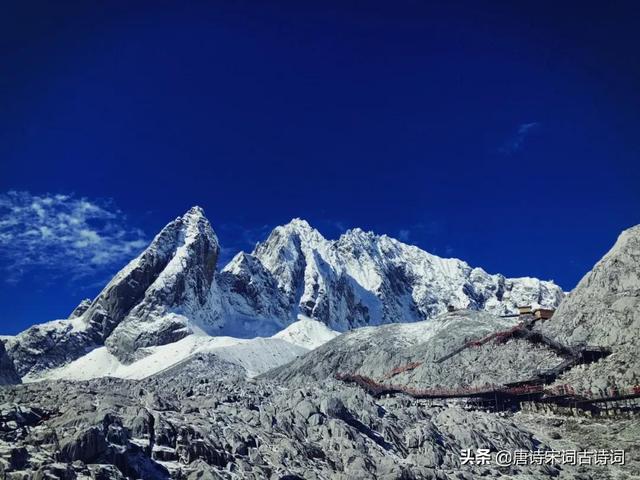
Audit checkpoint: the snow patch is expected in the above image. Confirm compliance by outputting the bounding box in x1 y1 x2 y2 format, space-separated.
272 315 340 349
24 319 326 382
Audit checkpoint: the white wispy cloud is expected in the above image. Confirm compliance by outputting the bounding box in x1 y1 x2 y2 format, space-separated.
499 122 540 155
0 191 148 283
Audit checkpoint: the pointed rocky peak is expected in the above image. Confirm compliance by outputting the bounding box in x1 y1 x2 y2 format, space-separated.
253 219 328 270
284 217 313 231
177 206 219 252
78 206 220 350
275 218 327 246
222 251 265 277
223 251 251 271
540 223 640 347
184 205 206 218
340 227 377 244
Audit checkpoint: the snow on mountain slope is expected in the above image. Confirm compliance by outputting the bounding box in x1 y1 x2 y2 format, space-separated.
243 218 563 330
4 207 564 379
206 338 307 377
7 207 224 375
23 335 232 382
5 317 97 378
26 333 308 382
272 315 340 349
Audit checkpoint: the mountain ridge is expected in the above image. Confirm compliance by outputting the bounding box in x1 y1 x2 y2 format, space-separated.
3 206 563 379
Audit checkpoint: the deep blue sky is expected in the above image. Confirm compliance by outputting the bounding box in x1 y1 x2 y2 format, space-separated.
1 1 639 334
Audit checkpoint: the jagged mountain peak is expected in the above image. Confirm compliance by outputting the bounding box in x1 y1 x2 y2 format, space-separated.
243 216 564 330
175 205 218 251
222 251 263 275
184 204 206 217
5 208 567 378
283 217 314 230
268 218 327 246
339 227 379 245
37 205 224 365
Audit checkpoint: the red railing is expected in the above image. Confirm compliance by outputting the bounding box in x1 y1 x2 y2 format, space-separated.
464 323 526 348
384 361 422 379
336 372 640 403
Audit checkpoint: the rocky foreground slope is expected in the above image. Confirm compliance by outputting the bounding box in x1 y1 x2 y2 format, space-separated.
2 356 638 480
268 310 564 390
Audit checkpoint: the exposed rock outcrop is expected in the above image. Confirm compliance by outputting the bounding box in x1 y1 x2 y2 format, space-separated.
0 340 20 385
0 368 560 480
540 225 640 391
267 310 564 389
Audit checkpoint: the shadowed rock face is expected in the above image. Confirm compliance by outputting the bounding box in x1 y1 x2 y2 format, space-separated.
217 252 290 322
4 322 96 378
69 299 92 319
7 207 222 374
0 341 20 385
102 206 221 362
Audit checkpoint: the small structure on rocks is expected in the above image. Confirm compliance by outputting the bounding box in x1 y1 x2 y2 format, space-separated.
517 305 533 315
533 308 555 320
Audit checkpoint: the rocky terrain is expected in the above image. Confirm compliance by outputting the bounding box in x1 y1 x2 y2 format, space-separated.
268 310 565 390
539 225 640 393
1 360 638 480
0 213 638 479
0 342 19 386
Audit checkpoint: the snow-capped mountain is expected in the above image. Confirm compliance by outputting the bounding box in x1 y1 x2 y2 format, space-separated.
25 318 332 383
237 218 563 330
6 206 225 374
2 206 563 379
